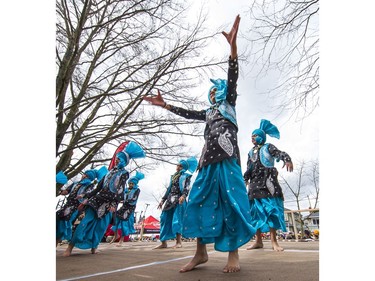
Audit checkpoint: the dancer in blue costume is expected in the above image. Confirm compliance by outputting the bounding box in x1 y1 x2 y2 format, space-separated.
56 167 107 246
63 141 145 256
143 15 256 273
153 157 198 249
243 119 293 251
110 171 145 246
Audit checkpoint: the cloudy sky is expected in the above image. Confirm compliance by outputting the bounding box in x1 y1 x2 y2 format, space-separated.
135 0 319 220
2 1 374 280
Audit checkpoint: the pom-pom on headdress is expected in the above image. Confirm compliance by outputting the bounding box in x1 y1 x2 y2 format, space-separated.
179 157 198 174
252 119 280 145
124 141 146 159
95 166 109 181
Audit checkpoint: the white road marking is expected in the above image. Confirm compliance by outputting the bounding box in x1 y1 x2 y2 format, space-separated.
58 251 215 281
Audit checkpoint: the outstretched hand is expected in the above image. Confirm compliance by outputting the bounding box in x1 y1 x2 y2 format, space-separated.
222 14 240 58
282 161 294 172
143 89 166 107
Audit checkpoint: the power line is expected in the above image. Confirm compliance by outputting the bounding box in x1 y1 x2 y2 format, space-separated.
283 196 318 203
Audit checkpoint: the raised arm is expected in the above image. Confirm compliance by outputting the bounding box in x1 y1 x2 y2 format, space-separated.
222 14 240 59
143 89 206 121
222 15 241 105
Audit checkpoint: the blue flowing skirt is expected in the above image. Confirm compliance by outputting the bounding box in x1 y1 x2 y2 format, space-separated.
182 158 256 252
249 197 287 233
56 210 79 241
111 212 136 236
159 202 186 242
70 207 111 249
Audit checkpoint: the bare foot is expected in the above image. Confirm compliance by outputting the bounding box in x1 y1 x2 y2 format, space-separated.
91 248 98 254
153 243 167 250
223 250 240 273
62 250 71 257
246 242 263 250
180 253 208 273
173 243 182 249
271 242 284 252
116 243 123 247
63 244 73 257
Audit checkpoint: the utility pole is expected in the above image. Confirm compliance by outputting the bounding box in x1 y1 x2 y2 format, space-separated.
134 211 138 223
144 203 150 218
307 195 312 209
140 203 150 241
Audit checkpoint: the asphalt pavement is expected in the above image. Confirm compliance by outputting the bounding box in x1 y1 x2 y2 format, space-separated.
56 239 319 281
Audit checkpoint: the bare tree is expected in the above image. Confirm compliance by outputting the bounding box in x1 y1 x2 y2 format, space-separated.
244 0 319 120
280 159 319 231
56 0 226 189
308 158 319 209
280 160 308 212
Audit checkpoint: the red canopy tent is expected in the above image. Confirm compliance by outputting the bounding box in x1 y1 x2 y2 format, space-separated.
135 215 160 234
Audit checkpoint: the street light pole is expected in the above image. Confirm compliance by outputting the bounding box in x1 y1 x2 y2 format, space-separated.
134 211 138 223
140 203 150 241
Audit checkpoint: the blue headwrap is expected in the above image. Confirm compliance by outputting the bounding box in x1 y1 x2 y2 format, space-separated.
56 171 68 185
206 78 238 127
179 157 198 174
76 168 100 201
252 119 280 145
81 166 109 187
116 152 128 169
79 169 96 186
128 171 145 188
208 79 228 104
84 169 97 181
